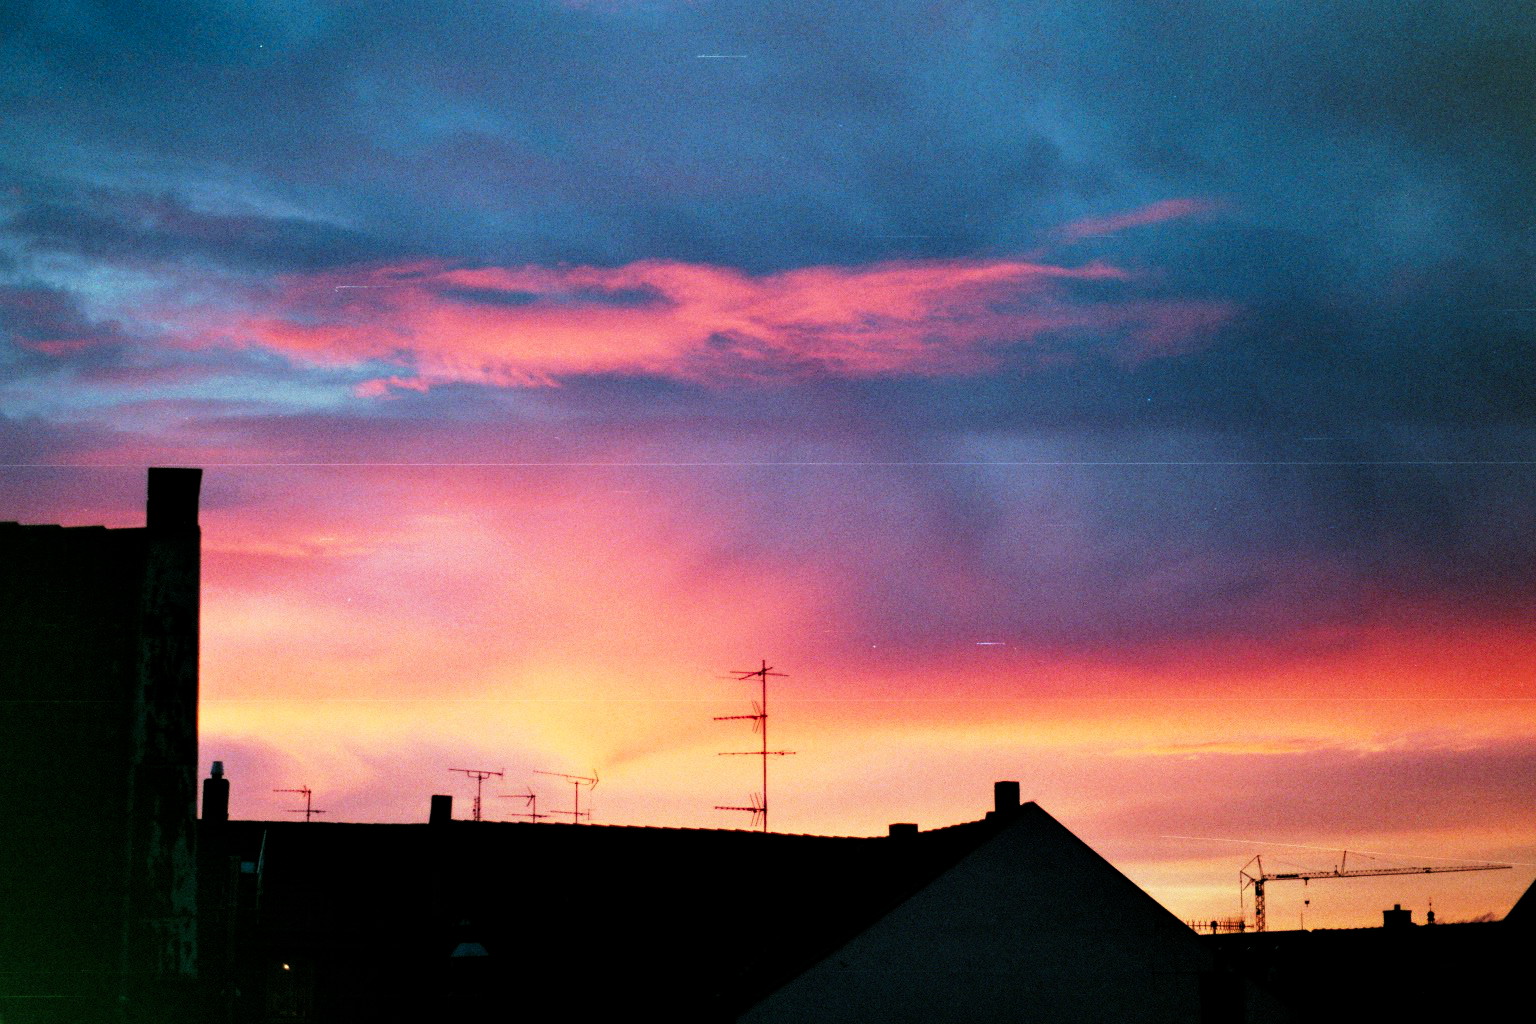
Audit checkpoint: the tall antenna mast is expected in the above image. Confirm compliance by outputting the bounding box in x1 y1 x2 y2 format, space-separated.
498 787 549 823
449 768 504 823
534 770 598 824
715 658 794 833
274 786 325 822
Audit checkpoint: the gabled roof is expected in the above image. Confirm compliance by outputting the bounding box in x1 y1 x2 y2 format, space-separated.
1505 875 1536 926
740 802 1212 1023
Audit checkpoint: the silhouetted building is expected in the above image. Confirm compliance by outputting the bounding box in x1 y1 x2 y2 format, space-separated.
1502 876 1536 928
209 781 1261 1023
742 787 1229 1024
1206 898 1533 1023
0 469 202 1023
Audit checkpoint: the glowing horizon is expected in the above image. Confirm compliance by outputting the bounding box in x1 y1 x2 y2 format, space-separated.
7 461 1532 930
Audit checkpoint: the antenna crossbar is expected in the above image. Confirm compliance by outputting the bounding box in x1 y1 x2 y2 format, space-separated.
497 788 549 823
274 786 325 822
715 792 766 828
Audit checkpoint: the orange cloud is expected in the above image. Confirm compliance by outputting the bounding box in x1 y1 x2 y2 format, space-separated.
180 256 1232 391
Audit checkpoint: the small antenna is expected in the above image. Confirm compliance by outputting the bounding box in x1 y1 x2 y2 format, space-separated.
714 792 766 829
497 787 549 823
714 659 794 833
449 768 505 823
274 786 325 822
534 770 598 824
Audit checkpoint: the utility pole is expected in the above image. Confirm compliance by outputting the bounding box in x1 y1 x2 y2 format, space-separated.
715 659 794 833
274 786 324 822
449 768 504 823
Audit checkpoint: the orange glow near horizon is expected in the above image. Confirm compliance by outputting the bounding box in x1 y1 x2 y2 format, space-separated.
9 460 1532 930
175 462 1536 929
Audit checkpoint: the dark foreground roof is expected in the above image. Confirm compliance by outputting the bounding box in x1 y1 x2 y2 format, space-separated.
211 799 1215 1023
1206 918 1532 1024
1504 875 1536 927
214 809 1011 1022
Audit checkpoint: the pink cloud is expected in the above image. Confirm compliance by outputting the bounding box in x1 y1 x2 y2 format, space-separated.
175 256 1233 391
1058 198 1227 243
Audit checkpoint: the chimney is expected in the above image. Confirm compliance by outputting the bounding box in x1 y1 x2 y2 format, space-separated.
430 794 453 825
888 822 918 839
1383 904 1413 929
993 781 1021 816
202 761 229 822
146 467 202 531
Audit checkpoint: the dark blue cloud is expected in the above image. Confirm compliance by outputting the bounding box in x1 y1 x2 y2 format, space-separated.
2 0 1533 653
3 183 387 273
434 283 667 309
0 282 123 348
4 0 1529 279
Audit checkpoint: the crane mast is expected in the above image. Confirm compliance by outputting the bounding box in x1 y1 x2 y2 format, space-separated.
1240 852 1510 931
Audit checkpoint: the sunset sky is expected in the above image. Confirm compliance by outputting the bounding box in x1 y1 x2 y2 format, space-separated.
3 0 1534 929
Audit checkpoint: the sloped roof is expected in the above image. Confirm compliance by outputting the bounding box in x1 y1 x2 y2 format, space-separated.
740 802 1212 1023
1504 875 1536 926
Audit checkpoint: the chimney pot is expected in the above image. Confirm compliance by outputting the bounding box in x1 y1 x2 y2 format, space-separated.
202 762 230 822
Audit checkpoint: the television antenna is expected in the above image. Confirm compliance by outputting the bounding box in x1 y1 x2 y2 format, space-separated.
274 786 324 822
535 770 598 824
715 792 766 830
715 659 794 833
498 787 549 823
449 768 505 823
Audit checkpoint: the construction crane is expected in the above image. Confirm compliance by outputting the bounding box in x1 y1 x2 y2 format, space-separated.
1240 851 1511 931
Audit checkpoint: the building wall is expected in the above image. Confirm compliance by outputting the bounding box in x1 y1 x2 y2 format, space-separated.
0 468 201 1022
